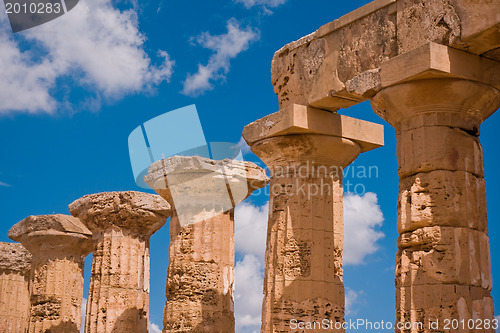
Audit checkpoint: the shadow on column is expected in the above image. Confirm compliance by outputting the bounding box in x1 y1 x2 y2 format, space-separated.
43 321 78 333
111 308 148 333
164 287 234 333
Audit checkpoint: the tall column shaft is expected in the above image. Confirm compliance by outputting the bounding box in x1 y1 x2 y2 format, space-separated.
85 229 151 333
243 104 383 333
0 242 32 333
371 78 500 332
145 155 269 332
69 191 171 333
164 211 235 332
252 135 358 332
28 244 87 333
8 214 92 333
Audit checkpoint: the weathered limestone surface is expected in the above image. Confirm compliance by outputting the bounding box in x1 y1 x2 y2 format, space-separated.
243 106 383 332
0 242 32 333
271 0 500 110
145 156 268 332
370 70 500 329
69 191 171 333
270 2 500 329
9 214 92 333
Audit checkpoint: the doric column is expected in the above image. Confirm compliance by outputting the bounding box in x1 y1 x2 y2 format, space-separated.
8 214 93 333
145 156 269 332
370 45 500 331
242 105 383 332
69 191 171 333
0 242 32 332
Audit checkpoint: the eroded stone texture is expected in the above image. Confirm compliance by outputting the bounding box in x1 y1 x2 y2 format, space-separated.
145 156 268 333
269 1 500 331
69 191 171 333
0 242 32 333
271 0 500 110
8 214 92 333
371 77 500 332
242 106 383 332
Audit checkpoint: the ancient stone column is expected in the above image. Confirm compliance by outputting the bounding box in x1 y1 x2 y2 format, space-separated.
69 191 171 333
371 76 500 330
145 155 269 332
0 242 32 332
242 105 383 332
265 0 500 330
8 214 93 333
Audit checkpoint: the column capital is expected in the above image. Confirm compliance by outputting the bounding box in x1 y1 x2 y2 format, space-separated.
364 43 500 128
145 156 268 227
69 191 171 237
0 242 31 275
242 104 383 168
8 214 92 258
371 78 500 129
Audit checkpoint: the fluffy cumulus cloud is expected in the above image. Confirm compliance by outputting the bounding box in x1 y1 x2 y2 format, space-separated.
234 202 268 259
344 192 384 265
149 322 162 333
182 19 259 96
234 0 287 9
0 0 174 115
345 287 364 317
234 202 268 333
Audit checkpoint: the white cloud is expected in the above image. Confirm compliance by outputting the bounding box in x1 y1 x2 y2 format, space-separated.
344 192 384 265
234 254 264 333
0 0 174 115
0 181 10 187
234 202 268 259
235 0 287 9
182 19 259 96
234 202 267 332
345 288 362 317
496 315 500 333
149 322 162 333
80 298 87 333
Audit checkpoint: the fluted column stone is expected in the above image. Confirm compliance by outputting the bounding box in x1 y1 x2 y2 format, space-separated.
145 156 269 332
0 242 32 332
371 76 500 332
69 191 171 333
9 214 93 333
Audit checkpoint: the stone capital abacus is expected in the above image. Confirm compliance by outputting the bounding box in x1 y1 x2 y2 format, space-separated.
243 104 384 170
242 105 383 332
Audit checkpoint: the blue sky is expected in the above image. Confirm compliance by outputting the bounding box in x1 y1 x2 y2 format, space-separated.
0 0 499 332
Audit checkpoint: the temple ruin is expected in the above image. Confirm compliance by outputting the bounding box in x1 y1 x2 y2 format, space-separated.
9 214 93 332
145 156 269 331
69 191 171 333
0 0 499 332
